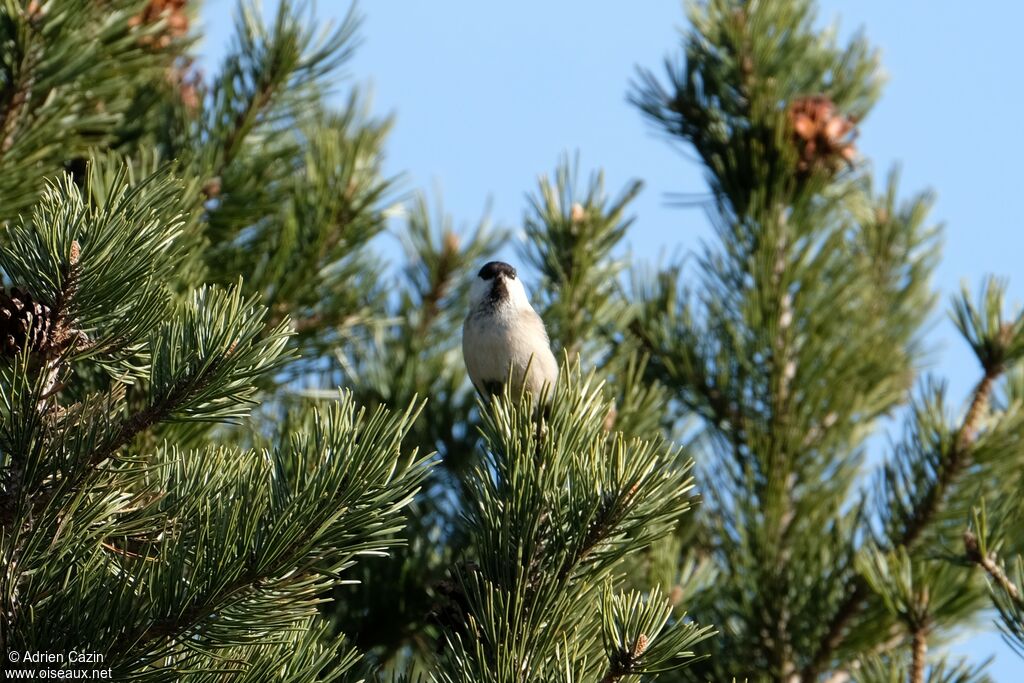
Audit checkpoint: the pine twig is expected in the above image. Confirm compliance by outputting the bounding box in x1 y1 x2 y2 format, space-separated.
599 634 649 683
909 627 927 683
802 367 999 679
125 507 350 652
964 530 1023 605
627 319 747 439
94 356 224 468
0 53 35 158
898 370 996 549
36 241 83 411
0 242 88 527
219 79 276 171
556 484 635 583
101 541 158 562
50 240 82 346
6 362 222 536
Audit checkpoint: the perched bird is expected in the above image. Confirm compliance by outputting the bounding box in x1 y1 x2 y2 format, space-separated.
462 261 558 403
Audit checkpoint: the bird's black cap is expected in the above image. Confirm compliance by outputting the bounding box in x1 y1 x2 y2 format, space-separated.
478 261 517 281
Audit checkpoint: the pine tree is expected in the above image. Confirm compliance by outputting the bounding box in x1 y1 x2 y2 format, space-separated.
1 2 712 680
629 0 1024 681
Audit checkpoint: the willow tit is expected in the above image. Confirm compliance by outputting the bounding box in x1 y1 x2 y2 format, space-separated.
463 261 558 403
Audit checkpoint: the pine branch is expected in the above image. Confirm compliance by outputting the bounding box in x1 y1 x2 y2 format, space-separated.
50 240 82 345
413 233 459 341
548 496 625 588
899 371 996 548
219 76 275 172
0 237 86 521
202 2 360 180
3 364 215 535
125 461 403 660
598 634 648 683
0 1 46 157
16 395 425 675
36 242 84 409
628 317 747 438
0 50 34 157
963 530 1023 607
99 366 218 463
910 627 927 683
803 368 999 678
129 561 276 648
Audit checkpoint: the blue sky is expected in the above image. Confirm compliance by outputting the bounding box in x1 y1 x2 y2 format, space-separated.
198 1 1023 678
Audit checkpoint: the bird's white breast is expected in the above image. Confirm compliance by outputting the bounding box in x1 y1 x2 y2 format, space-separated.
463 303 558 399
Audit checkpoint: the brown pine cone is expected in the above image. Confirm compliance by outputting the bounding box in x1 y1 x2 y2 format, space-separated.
0 287 55 356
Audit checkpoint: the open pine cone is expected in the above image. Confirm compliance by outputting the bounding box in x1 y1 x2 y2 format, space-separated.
129 0 189 49
787 95 858 175
0 288 55 357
